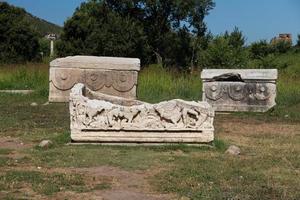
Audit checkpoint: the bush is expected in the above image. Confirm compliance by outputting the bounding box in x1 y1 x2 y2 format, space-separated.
38 38 50 58
249 40 273 59
272 40 292 54
199 29 248 69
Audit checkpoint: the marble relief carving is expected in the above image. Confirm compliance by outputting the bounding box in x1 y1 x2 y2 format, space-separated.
70 83 214 143
49 56 140 102
201 69 278 112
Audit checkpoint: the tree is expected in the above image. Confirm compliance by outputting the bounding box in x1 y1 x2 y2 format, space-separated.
57 1 151 64
57 0 215 68
227 27 245 49
199 29 248 69
249 40 272 59
0 2 40 63
296 34 300 47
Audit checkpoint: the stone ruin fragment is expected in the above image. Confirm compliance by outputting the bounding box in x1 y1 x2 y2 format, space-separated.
69 83 215 143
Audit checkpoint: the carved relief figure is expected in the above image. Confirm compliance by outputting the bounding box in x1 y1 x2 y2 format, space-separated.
70 84 214 132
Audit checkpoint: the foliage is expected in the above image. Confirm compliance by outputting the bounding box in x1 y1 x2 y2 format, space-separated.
272 40 292 54
297 34 300 47
24 13 62 37
199 28 248 69
38 38 50 57
56 2 150 64
57 0 215 68
0 2 40 63
249 40 273 59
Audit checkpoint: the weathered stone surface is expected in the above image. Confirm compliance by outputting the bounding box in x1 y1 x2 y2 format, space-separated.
225 145 241 155
38 140 53 148
0 90 34 94
49 56 140 102
30 102 38 107
70 83 214 143
201 69 277 112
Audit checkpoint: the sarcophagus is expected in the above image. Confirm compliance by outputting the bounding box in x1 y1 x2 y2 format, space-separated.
49 56 140 102
201 69 278 112
70 83 214 143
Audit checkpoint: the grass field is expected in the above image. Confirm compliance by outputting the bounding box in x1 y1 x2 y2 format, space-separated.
0 52 299 199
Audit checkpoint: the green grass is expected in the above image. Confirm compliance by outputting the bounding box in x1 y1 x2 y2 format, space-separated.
0 52 299 199
0 149 13 155
138 64 202 103
93 182 112 190
0 63 49 97
152 129 300 200
0 170 86 195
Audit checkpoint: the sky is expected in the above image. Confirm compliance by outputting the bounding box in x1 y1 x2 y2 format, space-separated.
4 0 300 44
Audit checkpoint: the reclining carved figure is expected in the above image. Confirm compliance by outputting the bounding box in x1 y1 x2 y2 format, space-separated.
70 83 214 143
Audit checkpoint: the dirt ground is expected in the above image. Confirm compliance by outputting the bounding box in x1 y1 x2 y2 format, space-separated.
0 115 299 200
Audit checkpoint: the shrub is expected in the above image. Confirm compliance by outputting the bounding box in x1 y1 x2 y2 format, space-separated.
272 40 292 54
38 38 50 58
199 30 248 69
249 40 273 59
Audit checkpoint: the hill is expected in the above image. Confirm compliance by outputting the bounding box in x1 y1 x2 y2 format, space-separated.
24 13 62 37
0 2 62 37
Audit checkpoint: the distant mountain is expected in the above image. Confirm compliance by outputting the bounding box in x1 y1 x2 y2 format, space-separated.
24 13 62 37
1 2 62 37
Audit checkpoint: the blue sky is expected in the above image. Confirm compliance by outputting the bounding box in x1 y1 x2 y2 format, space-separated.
5 0 300 44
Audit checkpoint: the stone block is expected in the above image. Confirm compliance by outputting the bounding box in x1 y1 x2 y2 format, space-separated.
70 83 214 143
201 69 277 112
49 56 140 102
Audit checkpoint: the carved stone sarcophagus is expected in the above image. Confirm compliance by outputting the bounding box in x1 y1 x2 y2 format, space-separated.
70 83 214 143
49 56 140 102
201 69 278 112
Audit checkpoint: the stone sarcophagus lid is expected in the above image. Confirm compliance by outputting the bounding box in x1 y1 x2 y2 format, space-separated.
201 69 278 112
49 56 140 102
70 83 214 143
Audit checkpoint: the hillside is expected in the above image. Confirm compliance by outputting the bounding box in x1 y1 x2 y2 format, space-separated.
24 13 62 37
0 2 62 37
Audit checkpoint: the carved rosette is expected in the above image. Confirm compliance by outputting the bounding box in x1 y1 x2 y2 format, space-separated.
51 68 82 91
84 70 107 91
50 68 138 96
228 83 247 101
204 82 274 102
254 83 272 100
204 83 223 101
112 71 137 92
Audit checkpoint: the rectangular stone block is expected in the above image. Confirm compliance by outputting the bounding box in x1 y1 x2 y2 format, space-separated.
49 56 140 102
70 83 214 143
201 69 278 112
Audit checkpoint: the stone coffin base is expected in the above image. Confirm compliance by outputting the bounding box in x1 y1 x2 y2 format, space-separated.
70 83 215 144
71 130 214 143
201 69 278 112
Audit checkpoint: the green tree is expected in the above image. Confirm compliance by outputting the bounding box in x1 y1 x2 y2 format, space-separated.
0 2 40 63
249 40 272 59
297 34 300 47
57 0 215 68
272 40 292 54
57 1 150 64
199 29 248 69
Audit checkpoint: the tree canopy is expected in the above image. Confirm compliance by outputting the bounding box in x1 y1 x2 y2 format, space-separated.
0 2 40 63
57 0 215 68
